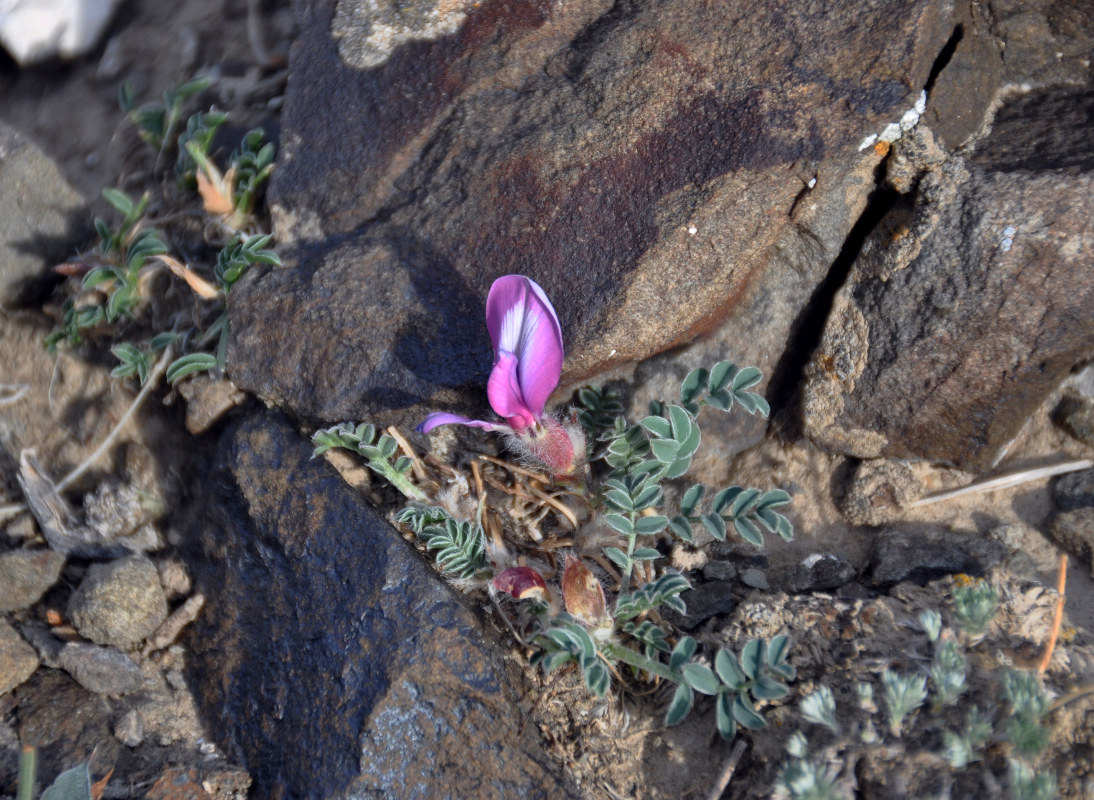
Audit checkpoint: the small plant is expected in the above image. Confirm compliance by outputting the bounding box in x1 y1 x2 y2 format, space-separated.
187 127 276 231
774 732 845 800
396 507 488 582
45 189 168 350
324 275 798 738
919 609 942 642
928 638 967 709
881 669 927 737
175 109 229 189
312 423 427 502
1002 670 1052 757
800 685 840 733
942 708 992 769
121 77 211 154
110 333 178 386
952 576 999 636
1008 759 1057 800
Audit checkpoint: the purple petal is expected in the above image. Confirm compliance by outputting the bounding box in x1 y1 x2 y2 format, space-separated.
487 351 536 430
485 275 563 418
417 412 503 434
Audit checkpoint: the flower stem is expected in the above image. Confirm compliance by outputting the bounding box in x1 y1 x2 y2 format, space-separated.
600 641 680 684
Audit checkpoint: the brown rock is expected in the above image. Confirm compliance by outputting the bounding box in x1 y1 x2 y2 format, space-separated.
804 89 1094 470
0 618 38 694
0 549 65 612
189 409 582 800
229 0 954 428
1048 508 1094 576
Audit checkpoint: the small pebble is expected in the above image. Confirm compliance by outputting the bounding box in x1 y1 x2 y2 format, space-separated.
114 710 144 748
0 549 66 612
0 619 38 694
67 555 168 648
739 568 769 590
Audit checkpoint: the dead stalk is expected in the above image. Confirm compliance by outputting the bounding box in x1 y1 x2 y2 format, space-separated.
55 346 173 494
1037 553 1068 674
906 459 1094 509
705 739 749 800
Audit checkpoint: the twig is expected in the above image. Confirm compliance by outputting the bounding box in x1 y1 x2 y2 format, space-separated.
525 483 580 529
0 382 29 406
905 459 1094 509
1037 553 1068 674
1049 682 1094 713
55 346 173 494
705 739 749 800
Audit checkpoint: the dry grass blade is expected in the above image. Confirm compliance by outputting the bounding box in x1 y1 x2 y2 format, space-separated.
1038 553 1068 674
154 254 220 299
906 459 1094 508
56 345 173 493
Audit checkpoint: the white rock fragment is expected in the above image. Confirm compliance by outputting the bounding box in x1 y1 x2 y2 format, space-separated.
0 0 124 65
858 90 928 150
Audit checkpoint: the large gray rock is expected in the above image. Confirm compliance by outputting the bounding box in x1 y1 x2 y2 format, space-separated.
0 122 88 307
804 87 1094 471
228 0 954 431
188 410 581 800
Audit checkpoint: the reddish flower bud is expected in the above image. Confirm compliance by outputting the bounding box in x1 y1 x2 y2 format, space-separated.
561 556 607 627
492 567 548 602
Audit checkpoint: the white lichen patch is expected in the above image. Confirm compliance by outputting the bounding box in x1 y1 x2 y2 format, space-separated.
858 90 928 151
332 0 478 70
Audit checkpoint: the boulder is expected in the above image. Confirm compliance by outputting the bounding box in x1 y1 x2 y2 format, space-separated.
187 409 580 800
228 0 955 432
804 87 1094 471
0 122 87 308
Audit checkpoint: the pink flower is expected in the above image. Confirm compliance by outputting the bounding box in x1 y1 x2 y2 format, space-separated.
419 275 585 475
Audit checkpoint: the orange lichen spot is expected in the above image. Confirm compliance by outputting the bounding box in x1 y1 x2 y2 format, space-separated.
874 140 891 157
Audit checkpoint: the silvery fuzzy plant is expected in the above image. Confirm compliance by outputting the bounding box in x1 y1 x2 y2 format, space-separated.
314 274 796 738
778 579 1058 800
